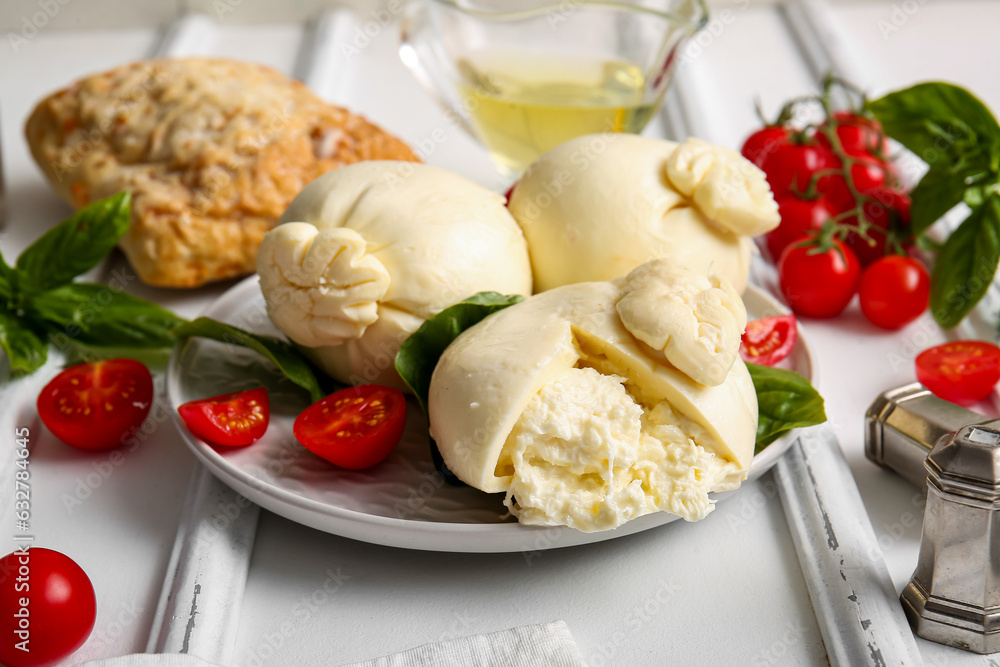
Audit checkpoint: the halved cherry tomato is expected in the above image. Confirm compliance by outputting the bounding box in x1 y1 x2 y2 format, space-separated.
916 341 1000 405
740 315 798 366
778 237 861 319
36 358 153 451
741 126 789 167
765 197 839 261
177 388 269 447
858 256 929 330
0 548 96 667
293 385 406 469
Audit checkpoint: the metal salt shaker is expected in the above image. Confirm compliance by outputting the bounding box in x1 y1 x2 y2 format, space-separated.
865 383 1000 653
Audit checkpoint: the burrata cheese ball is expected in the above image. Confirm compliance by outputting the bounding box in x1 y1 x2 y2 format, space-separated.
428 259 757 533
508 134 780 293
257 161 533 390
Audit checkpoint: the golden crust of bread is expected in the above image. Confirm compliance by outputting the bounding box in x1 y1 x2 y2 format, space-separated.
25 58 419 288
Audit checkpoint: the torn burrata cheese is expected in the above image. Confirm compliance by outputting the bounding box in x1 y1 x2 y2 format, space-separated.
257 161 533 390
504 367 744 531
428 259 757 532
507 134 779 293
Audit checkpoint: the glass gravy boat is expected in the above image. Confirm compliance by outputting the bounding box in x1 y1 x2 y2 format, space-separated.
400 0 709 176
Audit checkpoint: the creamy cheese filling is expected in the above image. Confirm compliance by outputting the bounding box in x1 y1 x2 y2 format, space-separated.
501 366 743 532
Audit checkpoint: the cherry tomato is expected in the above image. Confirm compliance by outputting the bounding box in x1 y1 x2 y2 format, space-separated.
177 388 269 447
858 256 930 330
759 141 839 200
844 189 913 266
741 126 789 167
916 341 1000 405
778 238 861 318
0 548 96 667
824 159 896 212
740 314 798 366
503 181 518 207
765 197 839 261
816 112 888 160
36 358 153 451
293 385 406 469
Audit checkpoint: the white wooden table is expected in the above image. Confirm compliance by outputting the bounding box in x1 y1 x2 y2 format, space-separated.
2 2 1000 664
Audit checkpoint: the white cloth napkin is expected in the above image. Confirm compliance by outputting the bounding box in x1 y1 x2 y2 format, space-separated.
340 621 585 667
75 620 586 667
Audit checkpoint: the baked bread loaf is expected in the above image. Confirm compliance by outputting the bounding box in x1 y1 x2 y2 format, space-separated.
25 58 419 288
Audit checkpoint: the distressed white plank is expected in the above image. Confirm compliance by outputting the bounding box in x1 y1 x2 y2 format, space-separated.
146 467 259 663
294 9 359 103
774 428 924 666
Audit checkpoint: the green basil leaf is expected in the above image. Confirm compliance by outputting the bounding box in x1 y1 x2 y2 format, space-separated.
746 362 827 451
909 167 969 235
868 82 1000 169
28 283 186 349
915 234 944 253
395 292 525 416
0 252 15 301
395 292 525 486
930 194 1000 329
964 184 992 210
15 192 131 293
173 317 324 403
0 311 48 374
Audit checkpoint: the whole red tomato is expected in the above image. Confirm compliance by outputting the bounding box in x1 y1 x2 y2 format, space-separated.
824 159 897 213
765 197 840 261
759 141 840 200
741 126 789 167
816 112 888 160
0 548 96 667
844 189 913 266
858 256 930 330
36 359 153 450
778 238 861 318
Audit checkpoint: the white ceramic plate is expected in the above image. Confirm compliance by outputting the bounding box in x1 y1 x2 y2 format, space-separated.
166 277 813 553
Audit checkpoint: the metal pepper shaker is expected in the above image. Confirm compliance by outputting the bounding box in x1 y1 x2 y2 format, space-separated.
900 423 1000 654
865 383 990 487
865 384 1000 653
